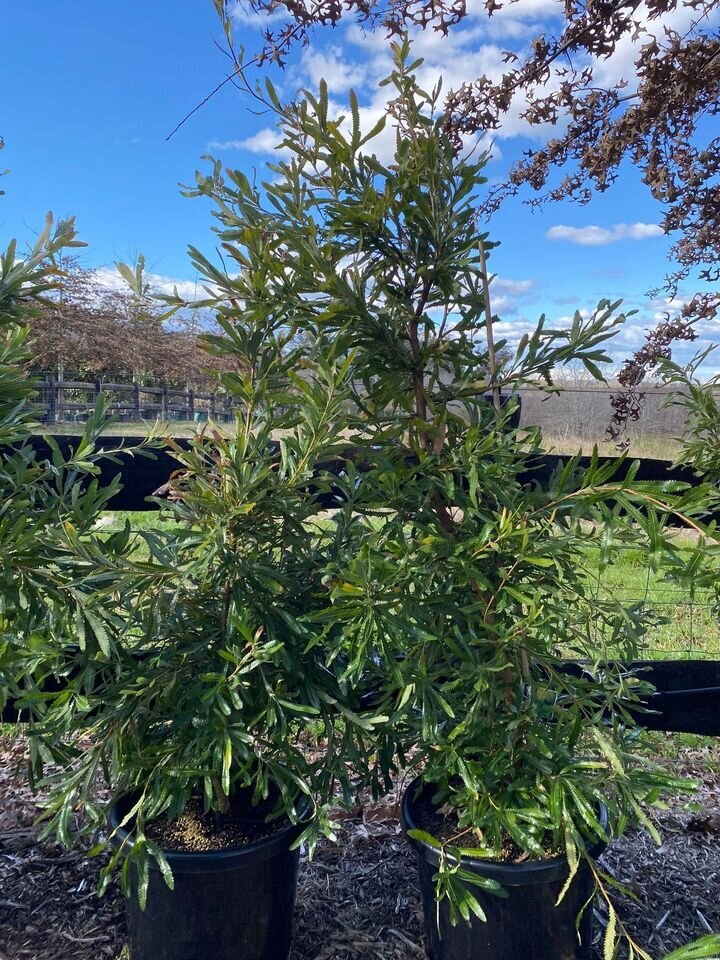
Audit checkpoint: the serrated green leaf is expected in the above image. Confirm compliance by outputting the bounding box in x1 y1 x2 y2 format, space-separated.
604 903 617 960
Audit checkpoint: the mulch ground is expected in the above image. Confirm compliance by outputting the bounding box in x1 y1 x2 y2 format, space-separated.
1 734 718 960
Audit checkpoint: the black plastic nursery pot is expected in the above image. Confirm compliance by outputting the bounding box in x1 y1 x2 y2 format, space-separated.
109 795 309 960
401 777 608 960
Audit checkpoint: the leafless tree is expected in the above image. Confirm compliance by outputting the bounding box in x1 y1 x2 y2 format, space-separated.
26 261 228 386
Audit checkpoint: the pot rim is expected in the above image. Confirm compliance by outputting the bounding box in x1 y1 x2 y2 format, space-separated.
400 776 609 886
108 792 313 874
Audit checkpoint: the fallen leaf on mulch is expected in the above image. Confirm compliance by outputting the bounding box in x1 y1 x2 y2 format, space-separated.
686 814 720 834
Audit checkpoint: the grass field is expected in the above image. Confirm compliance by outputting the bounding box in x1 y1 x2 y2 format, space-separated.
40 420 684 461
541 432 683 461
586 545 720 660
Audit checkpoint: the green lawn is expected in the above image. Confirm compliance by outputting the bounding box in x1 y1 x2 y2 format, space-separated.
99 510 182 534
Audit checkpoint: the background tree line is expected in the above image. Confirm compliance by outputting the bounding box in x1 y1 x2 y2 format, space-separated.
25 258 232 388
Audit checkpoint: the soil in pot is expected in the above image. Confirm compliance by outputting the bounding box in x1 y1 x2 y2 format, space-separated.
145 793 291 851
110 789 310 960
401 777 607 960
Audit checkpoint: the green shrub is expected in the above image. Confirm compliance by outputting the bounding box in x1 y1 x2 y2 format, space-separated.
178 42 716 957
23 43 720 960
0 216 151 723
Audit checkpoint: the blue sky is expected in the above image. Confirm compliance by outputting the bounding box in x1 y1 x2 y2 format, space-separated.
1 0 714 369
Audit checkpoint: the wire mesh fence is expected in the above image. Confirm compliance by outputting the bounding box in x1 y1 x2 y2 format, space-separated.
583 541 720 661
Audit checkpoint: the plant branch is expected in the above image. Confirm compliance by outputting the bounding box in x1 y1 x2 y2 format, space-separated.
478 237 500 413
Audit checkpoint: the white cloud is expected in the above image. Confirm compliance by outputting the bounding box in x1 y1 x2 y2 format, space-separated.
289 42 507 165
492 277 534 295
546 223 664 246
470 0 565 39
93 266 207 303
484 276 535 318
648 294 690 320
149 274 209 302
493 314 543 343
491 300 685 364
208 128 286 154
207 138 249 151
553 309 592 326
299 49 369 95
337 7 572 143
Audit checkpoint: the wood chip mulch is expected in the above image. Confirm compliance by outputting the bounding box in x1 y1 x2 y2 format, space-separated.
1 735 718 960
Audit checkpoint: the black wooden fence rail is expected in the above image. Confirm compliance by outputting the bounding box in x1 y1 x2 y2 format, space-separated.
4 436 719 736
26 435 717 515
35 377 237 424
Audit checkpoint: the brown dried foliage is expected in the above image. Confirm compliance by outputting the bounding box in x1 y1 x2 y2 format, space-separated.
25 261 228 386
232 0 718 314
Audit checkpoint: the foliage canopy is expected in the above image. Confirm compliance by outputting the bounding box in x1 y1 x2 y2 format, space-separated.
11 43 720 960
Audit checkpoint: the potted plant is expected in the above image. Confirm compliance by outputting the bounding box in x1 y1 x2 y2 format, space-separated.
23 43 718 960
25 269 376 959
173 42 717 960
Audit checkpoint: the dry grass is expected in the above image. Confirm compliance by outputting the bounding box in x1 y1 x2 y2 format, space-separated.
40 420 219 438
541 431 683 461
38 418 685 464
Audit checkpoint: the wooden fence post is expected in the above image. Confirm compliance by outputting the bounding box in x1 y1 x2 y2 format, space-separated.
133 381 141 419
161 384 168 420
188 387 195 421
46 373 56 424
57 361 64 422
